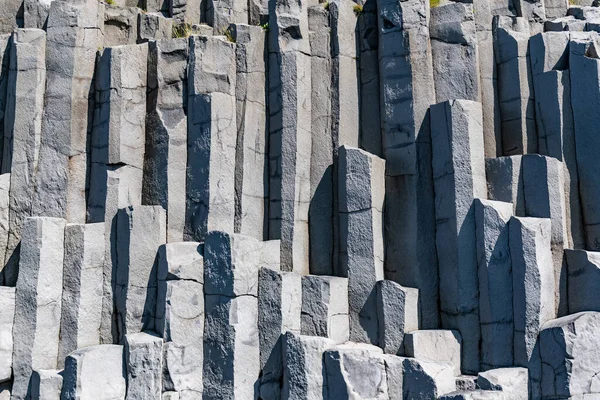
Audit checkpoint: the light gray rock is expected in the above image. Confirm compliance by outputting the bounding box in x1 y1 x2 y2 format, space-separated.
535 312 600 399
143 38 189 243
301 275 349 344
231 24 267 241
544 16 586 31
565 250 600 313
456 375 478 391
0 174 9 274
493 16 536 155
59 223 105 368
12 217 66 400
338 146 385 345
125 332 163 400
477 367 528 400
145 0 170 13
439 390 506 400
61 344 126 400
474 199 514 370
376 280 419 356
431 99 486 374
0 0 22 33
31 370 62 400
259 268 301 400
0 287 14 382
24 0 56 29
104 6 138 46
430 3 481 103
529 32 570 77
509 217 555 367
383 355 405 400
157 242 203 283
514 0 546 32
545 0 569 20
485 156 525 216
186 36 236 242
162 392 179 400
260 240 281 271
404 330 462 376
568 5 600 20
138 13 173 42
203 231 261 399
171 0 201 24
115 206 166 340
403 358 456 399
207 0 247 32
282 332 335 400
324 343 388 400
2 28 46 286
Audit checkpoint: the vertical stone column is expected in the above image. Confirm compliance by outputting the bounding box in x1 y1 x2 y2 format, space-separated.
143 38 189 243
0 174 9 272
376 0 438 329
207 0 247 33
203 232 261 399
186 35 236 242
565 250 600 313
12 217 66 400
431 99 486 374
493 16 536 155
23 0 55 29
430 2 481 104
514 0 546 34
485 155 525 216
59 223 105 367
125 332 164 399
171 0 201 24
0 286 15 382
376 281 419 356
0 35 10 166
338 146 385 345
231 24 268 241
1 28 46 286
115 205 166 340
509 216 555 367
0 0 22 33
301 275 349 344
268 0 312 274
474 199 514 370
544 0 569 20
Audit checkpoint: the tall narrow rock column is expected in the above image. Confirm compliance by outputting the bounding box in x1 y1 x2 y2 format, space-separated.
0 35 10 168
268 0 312 274
376 0 439 329
338 146 385 345
430 100 487 374
186 36 237 242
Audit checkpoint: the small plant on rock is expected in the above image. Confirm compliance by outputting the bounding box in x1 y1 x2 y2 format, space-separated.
430 0 440 7
223 27 236 43
353 4 363 16
323 1 330 10
172 23 193 38
260 22 269 31
105 0 115 5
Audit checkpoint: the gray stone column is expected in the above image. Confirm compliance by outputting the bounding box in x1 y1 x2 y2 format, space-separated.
125 332 164 400
301 275 349 344
207 0 247 33
0 35 10 167
0 286 15 383
485 155 525 217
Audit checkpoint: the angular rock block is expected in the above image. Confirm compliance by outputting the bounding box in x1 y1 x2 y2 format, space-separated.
545 0 569 20
565 250 600 313
282 332 334 400
404 330 462 376
260 240 281 271
324 343 388 400
509 217 555 367
338 146 385 344
61 344 126 400
376 280 419 356
403 358 456 399
203 232 261 399
455 375 478 391
536 312 600 399
474 199 514 370
125 332 163 400
0 174 9 279
0 35 10 165
485 156 525 216
170 0 201 24
0 0 21 33
186 36 236 242
104 6 138 46
382 355 404 400
529 32 569 78
31 370 62 400
301 275 349 345
157 242 203 284
144 38 189 243
514 0 545 33
493 16 535 155
2 28 47 286
231 24 267 241
0 287 14 383
23 0 54 29
59 223 105 367
12 217 66 400
115 206 166 339
431 100 486 374
258 268 301 399
477 367 528 400
439 390 505 399
138 12 173 43
430 3 481 103
207 0 247 32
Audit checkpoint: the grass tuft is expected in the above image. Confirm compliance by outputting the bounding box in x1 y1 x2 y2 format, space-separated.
172 23 192 38
353 4 363 16
430 0 440 7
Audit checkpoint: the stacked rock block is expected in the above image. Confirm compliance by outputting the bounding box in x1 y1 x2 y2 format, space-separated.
2 0 600 398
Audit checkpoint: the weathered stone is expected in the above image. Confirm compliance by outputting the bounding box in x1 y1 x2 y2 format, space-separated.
545 0 569 20
59 223 105 368
403 358 456 399
0 174 9 273
207 0 247 33
12 217 66 400
383 355 404 400
376 280 419 356
404 330 462 376
474 199 514 370
514 0 545 33
24 0 55 29
138 12 173 42
171 0 201 24
509 217 555 367
61 344 126 400
0 0 22 33
568 5 600 20
104 6 138 46
260 240 281 271
186 36 236 242
231 24 267 241
493 16 536 155
162 392 179 400
431 99 486 374
439 390 506 400
456 375 478 392
157 242 203 283
477 367 528 400
0 287 14 383
529 32 570 77
203 231 261 399
565 250 600 313
143 38 189 243
145 0 170 14
259 268 301 400
0 35 11 165
31 370 62 400
125 332 163 400
282 332 335 400
485 156 525 216
301 275 349 344
115 206 166 340
324 343 388 400
544 16 586 32
2 28 46 286
338 146 385 344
